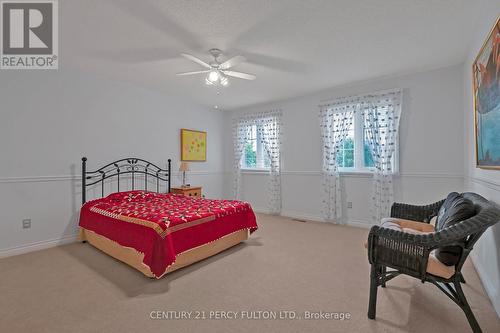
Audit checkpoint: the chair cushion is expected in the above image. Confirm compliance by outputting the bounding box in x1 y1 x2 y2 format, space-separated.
381 217 435 233
379 219 402 231
435 193 476 265
428 250 455 279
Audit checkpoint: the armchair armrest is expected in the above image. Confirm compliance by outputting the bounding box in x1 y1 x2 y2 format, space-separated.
390 199 444 222
367 221 477 279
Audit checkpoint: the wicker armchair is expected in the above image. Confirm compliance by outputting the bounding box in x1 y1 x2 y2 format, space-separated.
367 193 500 333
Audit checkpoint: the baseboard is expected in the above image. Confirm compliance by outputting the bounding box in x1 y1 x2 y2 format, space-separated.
346 219 375 229
470 254 500 318
257 208 374 229
280 210 324 223
0 233 79 258
252 207 271 215
254 208 323 222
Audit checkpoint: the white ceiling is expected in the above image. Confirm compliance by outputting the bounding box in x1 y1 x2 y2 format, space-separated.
63 0 480 110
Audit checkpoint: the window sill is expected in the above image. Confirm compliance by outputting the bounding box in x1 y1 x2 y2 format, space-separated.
338 170 401 177
241 168 270 174
338 170 373 177
338 168 374 175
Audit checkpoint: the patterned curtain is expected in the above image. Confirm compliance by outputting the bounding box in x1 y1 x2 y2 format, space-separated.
257 112 282 214
319 102 354 223
362 90 402 223
232 120 253 200
232 110 283 214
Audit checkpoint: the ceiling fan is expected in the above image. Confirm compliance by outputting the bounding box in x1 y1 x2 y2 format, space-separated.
176 48 256 86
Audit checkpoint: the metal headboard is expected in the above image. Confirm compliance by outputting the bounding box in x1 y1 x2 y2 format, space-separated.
81 157 171 205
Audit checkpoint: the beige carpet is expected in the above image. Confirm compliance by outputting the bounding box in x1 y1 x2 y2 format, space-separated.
1 214 499 333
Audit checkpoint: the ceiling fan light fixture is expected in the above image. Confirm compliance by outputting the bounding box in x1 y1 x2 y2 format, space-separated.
179 50 255 88
220 75 229 86
207 70 219 83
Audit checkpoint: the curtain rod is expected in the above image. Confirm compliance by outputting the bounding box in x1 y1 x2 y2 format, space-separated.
318 88 402 107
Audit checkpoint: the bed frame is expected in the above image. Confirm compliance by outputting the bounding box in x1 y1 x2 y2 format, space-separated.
79 156 248 278
81 157 171 205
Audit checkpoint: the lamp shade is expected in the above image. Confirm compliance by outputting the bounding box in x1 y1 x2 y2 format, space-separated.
179 162 190 172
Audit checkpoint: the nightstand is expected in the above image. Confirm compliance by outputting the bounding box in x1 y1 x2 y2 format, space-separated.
171 186 202 198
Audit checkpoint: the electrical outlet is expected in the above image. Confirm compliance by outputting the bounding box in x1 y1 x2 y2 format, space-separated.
22 219 31 229
347 202 353 209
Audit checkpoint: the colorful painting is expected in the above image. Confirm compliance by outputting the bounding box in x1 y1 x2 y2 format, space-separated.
473 16 500 169
181 129 207 161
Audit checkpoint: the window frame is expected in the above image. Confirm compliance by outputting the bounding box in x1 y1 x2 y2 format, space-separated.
241 124 271 172
336 127 355 169
337 110 399 174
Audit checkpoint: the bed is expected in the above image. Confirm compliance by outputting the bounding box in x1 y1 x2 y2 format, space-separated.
78 157 258 278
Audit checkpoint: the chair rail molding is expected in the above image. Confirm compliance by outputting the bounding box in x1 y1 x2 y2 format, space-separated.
244 170 464 179
0 171 228 184
466 176 500 192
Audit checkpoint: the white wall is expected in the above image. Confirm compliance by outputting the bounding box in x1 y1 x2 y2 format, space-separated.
224 65 464 226
463 0 500 316
0 69 226 256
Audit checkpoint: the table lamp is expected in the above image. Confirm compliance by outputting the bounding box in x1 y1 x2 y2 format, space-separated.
179 162 190 187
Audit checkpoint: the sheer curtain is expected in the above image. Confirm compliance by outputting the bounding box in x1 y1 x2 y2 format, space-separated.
362 90 402 223
232 110 283 214
319 101 354 223
257 112 282 214
232 120 253 200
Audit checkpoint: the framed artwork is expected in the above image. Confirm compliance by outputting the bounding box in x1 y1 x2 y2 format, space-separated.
473 15 500 169
181 129 207 161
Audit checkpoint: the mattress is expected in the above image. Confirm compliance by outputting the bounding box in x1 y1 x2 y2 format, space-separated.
79 191 258 278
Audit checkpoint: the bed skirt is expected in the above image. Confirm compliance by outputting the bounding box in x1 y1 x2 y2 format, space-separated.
78 227 249 278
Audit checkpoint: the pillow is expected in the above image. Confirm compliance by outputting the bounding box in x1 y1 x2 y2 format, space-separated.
435 193 476 266
435 192 459 230
106 190 153 202
429 215 437 227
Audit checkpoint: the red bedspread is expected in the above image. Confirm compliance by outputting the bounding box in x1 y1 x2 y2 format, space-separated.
79 191 257 278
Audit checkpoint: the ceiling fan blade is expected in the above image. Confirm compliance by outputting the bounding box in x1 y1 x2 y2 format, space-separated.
176 70 211 76
181 53 211 69
223 70 256 80
219 55 246 70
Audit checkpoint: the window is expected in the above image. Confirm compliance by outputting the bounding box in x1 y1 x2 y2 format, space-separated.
242 124 270 170
337 109 397 173
336 127 354 168
233 110 282 212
